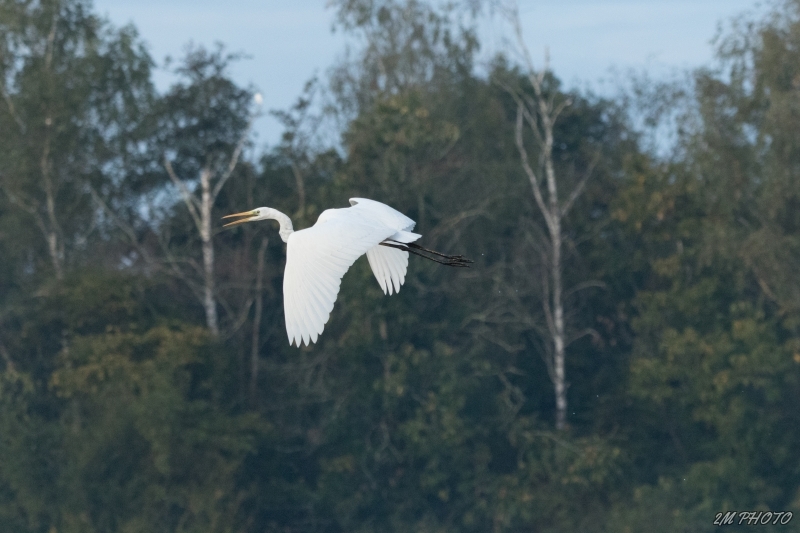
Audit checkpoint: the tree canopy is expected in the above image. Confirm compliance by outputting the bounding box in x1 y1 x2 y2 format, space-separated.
0 0 798 531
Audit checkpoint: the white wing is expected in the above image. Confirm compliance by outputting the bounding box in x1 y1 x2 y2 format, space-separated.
283 213 397 347
366 245 408 295
349 198 421 294
349 198 416 231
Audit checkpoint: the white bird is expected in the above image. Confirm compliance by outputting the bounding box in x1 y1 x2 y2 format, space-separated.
222 198 471 347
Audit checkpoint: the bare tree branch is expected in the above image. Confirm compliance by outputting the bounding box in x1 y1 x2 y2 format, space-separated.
164 156 202 229
0 81 26 133
3 188 40 218
44 2 59 70
497 371 526 417
515 103 554 233
212 106 259 200
529 331 556 384
290 161 306 217
520 98 545 148
0 336 16 374
220 297 254 341
564 279 606 299
561 151 600 216
566 328 600 347
552 96 572 125
152 229 206 303
3 188 53 256
427 206 489 243
87 184 155 266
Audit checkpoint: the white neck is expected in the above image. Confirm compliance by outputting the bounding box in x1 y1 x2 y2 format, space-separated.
266 208 294 243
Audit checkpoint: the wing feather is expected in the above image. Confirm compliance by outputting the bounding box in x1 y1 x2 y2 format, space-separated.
285 277 302 346
287 257 323 346
293 262 332 343
387 250 404 293
284 215 397 346
303 274 334 326
366 243 409 296
349 198 416 231
366 246 389 294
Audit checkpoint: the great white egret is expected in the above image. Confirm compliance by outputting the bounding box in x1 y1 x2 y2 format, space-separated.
223 198 471 347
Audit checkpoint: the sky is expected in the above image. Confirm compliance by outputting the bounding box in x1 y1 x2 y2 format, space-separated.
92 0 766 148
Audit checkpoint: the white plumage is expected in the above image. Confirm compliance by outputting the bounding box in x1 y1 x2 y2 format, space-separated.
223 198 421 347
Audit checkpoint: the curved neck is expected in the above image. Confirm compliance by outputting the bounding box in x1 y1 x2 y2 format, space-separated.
266 208 294 243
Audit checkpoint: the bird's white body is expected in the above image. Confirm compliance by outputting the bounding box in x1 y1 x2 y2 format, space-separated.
283 198 420 346
225 198 421 347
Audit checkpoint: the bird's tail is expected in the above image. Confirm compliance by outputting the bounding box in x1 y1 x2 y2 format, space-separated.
389 230 421 243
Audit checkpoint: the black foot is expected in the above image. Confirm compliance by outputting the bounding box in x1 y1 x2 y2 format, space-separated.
381 241 474 267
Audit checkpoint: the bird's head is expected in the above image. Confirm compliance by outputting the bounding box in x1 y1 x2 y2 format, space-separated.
222 207 294 242
222 207 270 227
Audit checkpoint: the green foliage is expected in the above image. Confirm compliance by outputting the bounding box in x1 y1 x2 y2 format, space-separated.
1 0 799 531
601 2 800 525
0 0 154 280
51 325 264 533
0 271 267 532
156 45 254 182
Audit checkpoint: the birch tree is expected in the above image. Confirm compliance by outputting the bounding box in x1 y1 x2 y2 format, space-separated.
0 0 153 281
503 3 596 430
158 46 260 336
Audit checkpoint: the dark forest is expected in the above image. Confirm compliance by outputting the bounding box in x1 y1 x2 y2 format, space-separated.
1 0 799 531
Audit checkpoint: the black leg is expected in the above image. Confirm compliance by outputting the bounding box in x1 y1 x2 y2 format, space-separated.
380 241 473 267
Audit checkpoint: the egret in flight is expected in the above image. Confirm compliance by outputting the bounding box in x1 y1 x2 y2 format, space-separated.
223 198 472 347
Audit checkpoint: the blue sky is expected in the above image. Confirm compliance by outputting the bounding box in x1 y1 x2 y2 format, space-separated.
92 0 764 147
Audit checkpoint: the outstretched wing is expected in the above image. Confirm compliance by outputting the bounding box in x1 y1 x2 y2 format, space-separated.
366 245 408 295
283 214 396 347
349 198 421 294
349 197 416 231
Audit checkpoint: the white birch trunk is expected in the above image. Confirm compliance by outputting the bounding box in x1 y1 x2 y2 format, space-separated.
42 5 63 279
551 220 567 430
163 96 259 337
199 167 219 336
506 1 591 430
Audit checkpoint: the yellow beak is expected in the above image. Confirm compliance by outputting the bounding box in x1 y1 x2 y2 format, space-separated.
222 209 259 228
